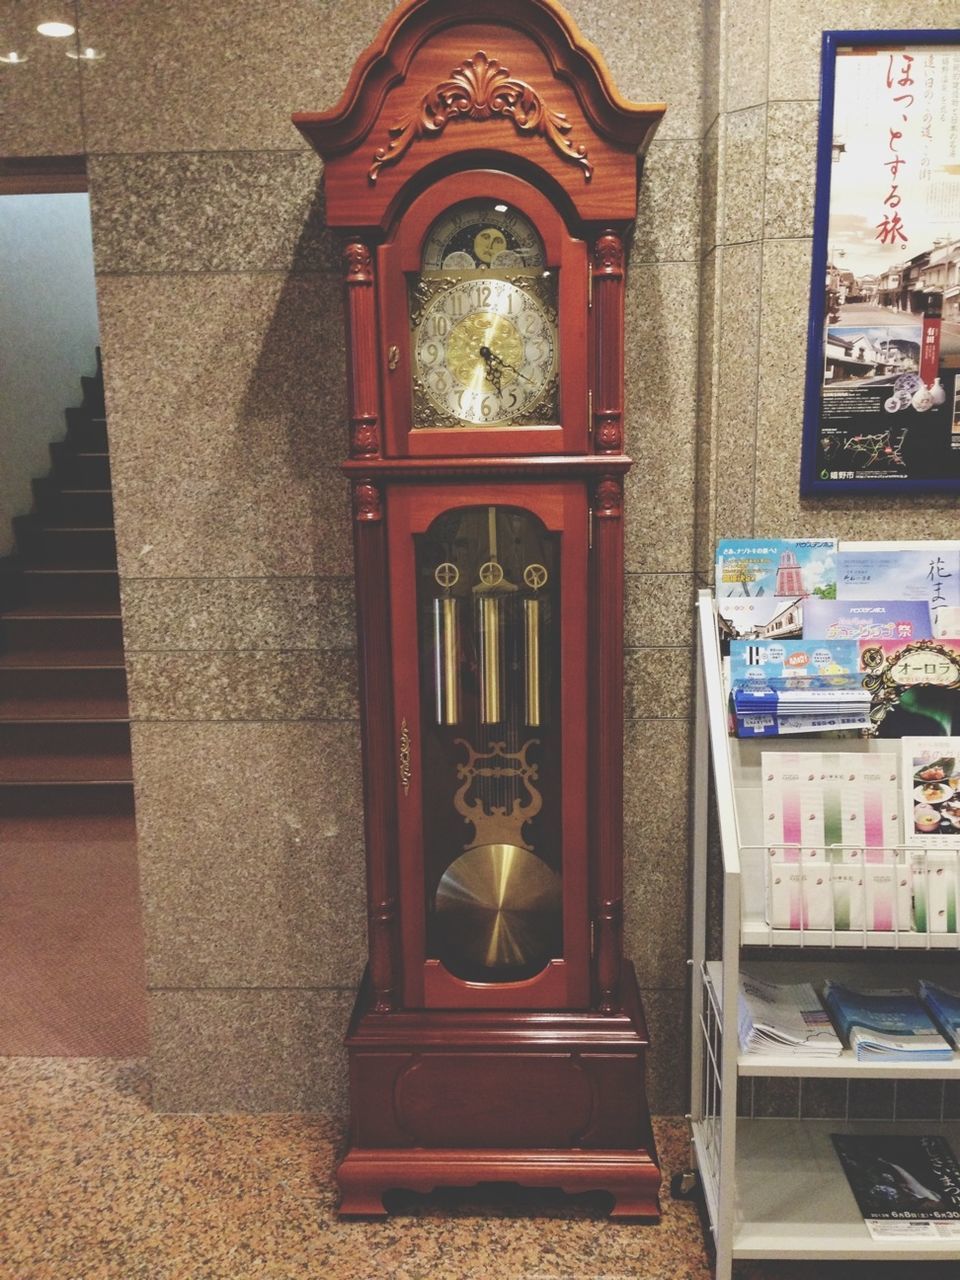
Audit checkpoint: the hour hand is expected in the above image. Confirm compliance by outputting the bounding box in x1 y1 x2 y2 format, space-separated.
478 345 502 393
480 344 532 386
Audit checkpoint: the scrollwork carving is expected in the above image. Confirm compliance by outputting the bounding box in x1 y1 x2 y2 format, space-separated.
344 241 374 281
369 51 592 183
592 232 624 274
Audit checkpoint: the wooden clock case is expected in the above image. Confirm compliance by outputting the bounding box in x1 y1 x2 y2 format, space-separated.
294 0 666 1218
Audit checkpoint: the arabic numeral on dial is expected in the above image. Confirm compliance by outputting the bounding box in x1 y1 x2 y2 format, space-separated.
419 340 441 367
422 314 448 339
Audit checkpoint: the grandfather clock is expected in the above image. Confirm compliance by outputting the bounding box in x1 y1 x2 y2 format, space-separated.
294 0 665 1217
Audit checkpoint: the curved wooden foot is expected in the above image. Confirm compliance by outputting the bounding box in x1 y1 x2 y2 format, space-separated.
336 1148 661 1220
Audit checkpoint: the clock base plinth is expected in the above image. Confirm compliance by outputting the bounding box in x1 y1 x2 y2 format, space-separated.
336 962 660 1220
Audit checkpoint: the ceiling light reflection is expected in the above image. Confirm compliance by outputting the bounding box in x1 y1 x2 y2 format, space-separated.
37 20 75 37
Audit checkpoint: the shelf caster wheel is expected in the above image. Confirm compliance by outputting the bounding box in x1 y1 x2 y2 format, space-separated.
670 1169 699 1200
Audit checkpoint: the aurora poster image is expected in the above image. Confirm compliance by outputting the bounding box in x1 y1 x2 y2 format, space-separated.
801 32 960 493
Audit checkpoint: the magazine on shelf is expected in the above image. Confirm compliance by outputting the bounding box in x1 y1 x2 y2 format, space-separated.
822 982 954 1061
901 738 960 845
737 973 842 1056
918 980 960 1049
802 598 932 642
831 1134 960 1241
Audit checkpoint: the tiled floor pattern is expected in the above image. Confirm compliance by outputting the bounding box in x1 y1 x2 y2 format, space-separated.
1 1058 955 1280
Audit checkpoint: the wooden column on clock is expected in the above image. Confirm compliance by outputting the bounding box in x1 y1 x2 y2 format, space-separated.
294 0 666 1218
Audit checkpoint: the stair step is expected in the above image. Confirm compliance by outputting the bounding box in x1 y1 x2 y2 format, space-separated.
50 442 110 487
0 753 133 784
0 781 134 817
0 647 124 669
32 480 114 526
65 407 108 451
0 666 127 702
81 372 106 416
0 694 128 722
14 519 116 567
0 721 130 763
0 611 123 652
15 568 119 608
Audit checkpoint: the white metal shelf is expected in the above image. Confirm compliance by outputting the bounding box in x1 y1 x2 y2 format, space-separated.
689 591 960 1279
731 1119 960 1261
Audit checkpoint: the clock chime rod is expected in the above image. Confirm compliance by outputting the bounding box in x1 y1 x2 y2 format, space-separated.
478 506 504 725
433 562 460 725
523 562 547 728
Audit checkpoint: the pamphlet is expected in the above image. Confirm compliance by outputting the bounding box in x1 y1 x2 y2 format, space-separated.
802 598 931 642
716 539 837 640
831 1134 960 1241
837 541 960 634
730 639 860 684
737 973 842 1056
735 711 872 739
822 982 954 1061
901 738 960 845
860 639 960 737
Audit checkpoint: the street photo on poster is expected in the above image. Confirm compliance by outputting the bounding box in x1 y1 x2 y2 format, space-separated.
802 32 960 493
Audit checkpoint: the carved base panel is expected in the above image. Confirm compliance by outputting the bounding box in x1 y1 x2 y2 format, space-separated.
336 962 660 1219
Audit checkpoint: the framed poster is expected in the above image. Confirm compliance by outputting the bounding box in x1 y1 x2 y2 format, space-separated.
801 31 960 495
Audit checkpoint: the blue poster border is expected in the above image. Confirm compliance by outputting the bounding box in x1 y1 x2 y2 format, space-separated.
800 28 960 497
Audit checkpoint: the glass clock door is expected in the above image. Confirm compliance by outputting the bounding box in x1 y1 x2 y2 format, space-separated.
388 484 590 1010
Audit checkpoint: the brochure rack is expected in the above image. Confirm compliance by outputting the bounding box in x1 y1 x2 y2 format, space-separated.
689 590 960 1277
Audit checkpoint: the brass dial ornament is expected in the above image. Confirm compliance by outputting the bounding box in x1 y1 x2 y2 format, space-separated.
524 563 548 589
434 561 460 588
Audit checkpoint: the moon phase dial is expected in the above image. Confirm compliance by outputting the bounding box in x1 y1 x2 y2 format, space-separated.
421 200 546 271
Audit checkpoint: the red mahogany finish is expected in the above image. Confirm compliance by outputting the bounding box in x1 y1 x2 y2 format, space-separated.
295 0 665 1219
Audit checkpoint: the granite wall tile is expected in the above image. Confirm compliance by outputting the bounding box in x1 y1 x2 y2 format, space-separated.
95 272 352 578
701 0 721 134
625 573 698 648
713 242 763 540
721 0 770 116
625 832 691 992
700 119 721 258
77 0 395 154
766 0 960 103
133 721 365 988
88 152 335 276
624 718 691 848
121 577 355 652
126 650 358 722
625 648 694 720
719 106 766 247
763 100 818 240
564 0 703 140
624 260 699 572
694 248 720 580
0 4 83 156
640 987 689 1116
633 138 702 264
148 987 353 1114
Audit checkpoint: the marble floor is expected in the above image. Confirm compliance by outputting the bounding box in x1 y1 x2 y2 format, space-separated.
2 1057 956 1280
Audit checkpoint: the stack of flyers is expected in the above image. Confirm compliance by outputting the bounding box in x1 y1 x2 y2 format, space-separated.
737 973 842 1057
730 638 870 735
832 1134 960 1242
716 539 837 641
822 982 954 1061
918 980 960 1048
837 541 960 636
902 738 960 843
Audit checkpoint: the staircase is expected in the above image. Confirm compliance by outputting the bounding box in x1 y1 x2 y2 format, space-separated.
0 352 133 817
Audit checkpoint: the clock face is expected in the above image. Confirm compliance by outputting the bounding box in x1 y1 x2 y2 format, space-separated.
413 277 557 426
421 200 546 270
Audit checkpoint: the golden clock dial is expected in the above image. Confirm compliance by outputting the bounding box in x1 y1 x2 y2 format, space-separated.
421 200 545 270
413 277 557 426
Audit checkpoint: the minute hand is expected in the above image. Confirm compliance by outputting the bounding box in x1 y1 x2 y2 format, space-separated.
479 345 534 385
